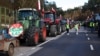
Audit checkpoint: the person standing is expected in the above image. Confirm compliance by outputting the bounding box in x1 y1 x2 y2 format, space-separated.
74 23 79 35
66 19 70 35
66 23 70 35
89 21 95 33
95 13 100 37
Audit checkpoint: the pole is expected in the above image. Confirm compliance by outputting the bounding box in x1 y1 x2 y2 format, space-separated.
38 0 41 10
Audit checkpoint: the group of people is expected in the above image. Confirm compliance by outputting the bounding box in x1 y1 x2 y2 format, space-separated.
83 12 100 37
65 19 80 35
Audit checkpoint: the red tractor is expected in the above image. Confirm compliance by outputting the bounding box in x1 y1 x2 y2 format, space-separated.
43 9 62 36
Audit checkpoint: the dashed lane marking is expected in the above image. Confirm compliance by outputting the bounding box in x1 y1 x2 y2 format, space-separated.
90 44 94 51
87 37 90 40
15 32 66 56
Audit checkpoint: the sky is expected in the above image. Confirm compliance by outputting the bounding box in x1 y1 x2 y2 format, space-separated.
47 0 88 11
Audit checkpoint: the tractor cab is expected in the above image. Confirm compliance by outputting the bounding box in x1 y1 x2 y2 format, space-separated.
17 8 40 30
18 8 39 21
18 10 33 20
44 11 57 25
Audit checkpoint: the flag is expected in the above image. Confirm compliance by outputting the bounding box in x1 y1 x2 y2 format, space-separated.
41 8 44 17
37 0 41 10
51 7 56 12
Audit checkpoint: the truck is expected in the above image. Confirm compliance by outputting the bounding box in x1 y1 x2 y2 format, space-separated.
9 8 47 46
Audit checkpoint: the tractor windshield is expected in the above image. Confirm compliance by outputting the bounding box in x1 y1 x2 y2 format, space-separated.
18 10 33 20
44 13 54 21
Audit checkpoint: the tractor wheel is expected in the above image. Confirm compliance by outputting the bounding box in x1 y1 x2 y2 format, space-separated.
6 44 14 56
50 25 57 36
39 27 47 42
57 24 62 35
25 27 39 46
61 25 66 32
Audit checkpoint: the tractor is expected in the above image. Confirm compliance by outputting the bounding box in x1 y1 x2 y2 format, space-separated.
9 8 47 46
43 9 62 36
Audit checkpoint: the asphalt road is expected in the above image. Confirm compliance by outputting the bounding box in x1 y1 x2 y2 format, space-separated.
29 27 100 56
0 27 100 56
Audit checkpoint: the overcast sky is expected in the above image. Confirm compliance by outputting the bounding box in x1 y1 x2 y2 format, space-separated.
47 0 88 10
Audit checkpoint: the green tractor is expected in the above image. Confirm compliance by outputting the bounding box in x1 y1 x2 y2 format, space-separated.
9 8 47 46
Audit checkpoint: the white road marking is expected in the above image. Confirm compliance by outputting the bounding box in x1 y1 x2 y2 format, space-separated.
15 32 66 56
37 38 54 47
27 47 43 56
18 53 24 56
90 44 94 51
87 37 90 40
53 32 66 40
37 32 66 47
31 47 36 50
61 32 66 35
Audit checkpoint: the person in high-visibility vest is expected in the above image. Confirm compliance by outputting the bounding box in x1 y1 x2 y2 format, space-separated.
74 23 79 35
89 21 95 32
66 23 70 35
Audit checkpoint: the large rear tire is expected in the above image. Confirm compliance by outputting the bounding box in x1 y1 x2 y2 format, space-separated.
57 24 62 35
50 25 57 36
61 25 66 32
25 27 39 46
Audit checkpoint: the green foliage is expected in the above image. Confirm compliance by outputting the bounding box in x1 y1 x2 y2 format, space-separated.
64 0 100 21
83 0 100 12
44 0 57 11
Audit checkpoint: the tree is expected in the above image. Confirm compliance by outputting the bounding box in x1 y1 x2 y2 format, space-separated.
82 0 100 13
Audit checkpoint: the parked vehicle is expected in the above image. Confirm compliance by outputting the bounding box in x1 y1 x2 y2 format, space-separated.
43 9 62 36
0 29 19 56
9 8 47 46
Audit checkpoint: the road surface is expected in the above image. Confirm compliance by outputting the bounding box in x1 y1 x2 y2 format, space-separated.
0 27 100 56
29 27 100 56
